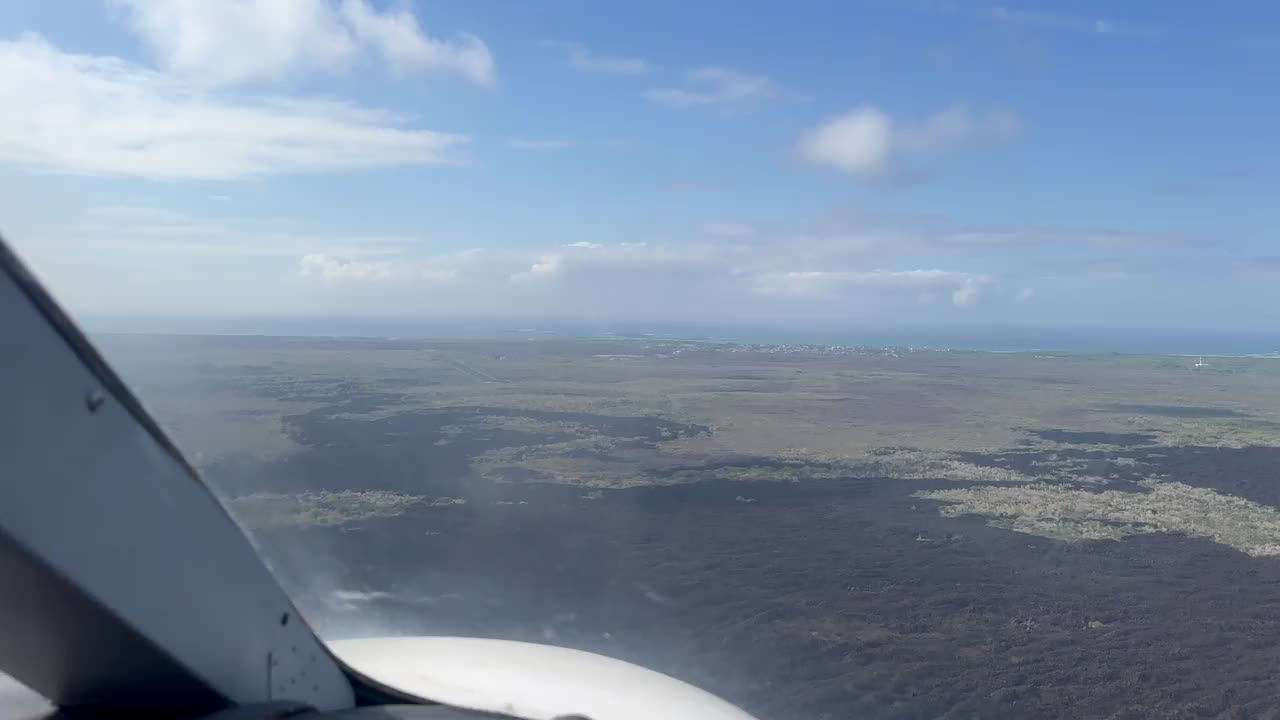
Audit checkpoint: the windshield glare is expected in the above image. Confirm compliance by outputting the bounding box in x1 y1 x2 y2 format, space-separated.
5 1 1280 718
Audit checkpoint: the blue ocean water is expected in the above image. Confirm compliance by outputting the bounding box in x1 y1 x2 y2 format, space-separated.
87 315 1280 358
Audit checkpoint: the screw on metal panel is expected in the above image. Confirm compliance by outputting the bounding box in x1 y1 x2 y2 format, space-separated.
85 390 105 413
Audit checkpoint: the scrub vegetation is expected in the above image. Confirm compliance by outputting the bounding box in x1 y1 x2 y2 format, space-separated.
227 490 466 529
99 334 1280 720
915 480 1280 557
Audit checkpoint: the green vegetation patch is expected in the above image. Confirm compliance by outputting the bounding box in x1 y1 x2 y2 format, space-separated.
914 480 1280 557
226 490 466 529
843 447 1032 483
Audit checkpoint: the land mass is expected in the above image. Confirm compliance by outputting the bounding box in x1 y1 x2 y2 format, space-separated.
99 334 1280 720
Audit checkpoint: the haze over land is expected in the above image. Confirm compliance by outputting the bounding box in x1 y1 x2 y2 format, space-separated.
101 333 1280 720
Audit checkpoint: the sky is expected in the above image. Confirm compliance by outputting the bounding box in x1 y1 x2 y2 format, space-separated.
0 0 1277 334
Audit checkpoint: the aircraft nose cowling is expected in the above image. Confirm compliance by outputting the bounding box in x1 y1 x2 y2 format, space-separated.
327 636 759 720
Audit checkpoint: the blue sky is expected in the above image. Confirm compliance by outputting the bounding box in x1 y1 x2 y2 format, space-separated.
0 0 1276 333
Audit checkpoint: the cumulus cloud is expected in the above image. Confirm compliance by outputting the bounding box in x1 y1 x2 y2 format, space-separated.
545 41 650 75
218 209 1183 320
292 241 995 316
339 0 494 84
112 0 494 86
646 66 772 107
0 34 466 179
504 241 723 286
796 107 894 176
797 104 1021 178
300 253 395 281
950 276 986 306
29 204 1064 321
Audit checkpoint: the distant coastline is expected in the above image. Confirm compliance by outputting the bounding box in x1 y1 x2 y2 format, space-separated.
87 316 1280 359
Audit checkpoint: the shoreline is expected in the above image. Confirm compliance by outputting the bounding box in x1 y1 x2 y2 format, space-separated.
92 330 1280 361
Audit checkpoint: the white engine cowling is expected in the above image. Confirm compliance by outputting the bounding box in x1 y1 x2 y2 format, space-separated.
329 637 758 720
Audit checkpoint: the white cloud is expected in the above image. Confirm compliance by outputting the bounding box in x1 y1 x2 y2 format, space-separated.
0 34 466 179
300 253 395 281
752 269 990 306
110 0 354 85
20 203 1058 321
504 241 721 284
509 138 574 152
547 41 650 75
895 104 1020 152
339 0 494 85
278 239 999 317
285 241 994 314
646 66 771 107
112 0 494 86
797 104 1021 178
894 106 975 153
796 107 894 176
951 275 986 306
